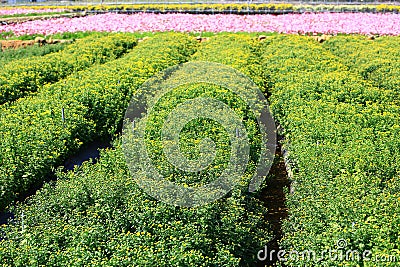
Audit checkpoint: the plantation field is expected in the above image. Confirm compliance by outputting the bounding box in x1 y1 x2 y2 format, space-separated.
1 13 400 36
0 30 399 266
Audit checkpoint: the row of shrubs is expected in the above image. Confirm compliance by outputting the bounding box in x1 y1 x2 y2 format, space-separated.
0 42 67 67
257 35 399 266
0 33 398 266
5 4 400 13
0 33 196 212
76 3 400 13
0 34 271 266
0 142 270 266
0 34 136 105
323 35 400 100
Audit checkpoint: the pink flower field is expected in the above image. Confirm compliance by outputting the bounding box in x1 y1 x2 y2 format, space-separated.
1 12 400 36
0 8 66 16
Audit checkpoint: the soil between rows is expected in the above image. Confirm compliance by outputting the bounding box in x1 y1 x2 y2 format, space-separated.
257 140 290 267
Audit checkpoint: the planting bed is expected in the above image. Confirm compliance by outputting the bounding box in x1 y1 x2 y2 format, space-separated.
0 9 398 267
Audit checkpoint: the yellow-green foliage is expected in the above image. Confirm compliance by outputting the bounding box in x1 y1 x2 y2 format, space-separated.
0 33 197 212
77 3 399 13
323 35 400 98
0 33 399 267
0 33 269 267
7 4 400 13
0 43 67 68
259 35 400 266
0 34 137 105
77 3 294 12
192 34 263 85
376 4 400 12
0 143 268 266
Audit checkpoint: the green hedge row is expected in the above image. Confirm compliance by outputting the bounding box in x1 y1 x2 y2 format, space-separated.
0 143 268 266
258 35 400 266
0 34 137 105
323 36 400 99
0 33 399 266
0 43 67 68
11 3 400 13
73 3 400 13
0 33 197 212
0 34 271 266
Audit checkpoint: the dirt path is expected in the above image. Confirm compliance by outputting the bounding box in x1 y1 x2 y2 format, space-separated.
1 39 36 50
258 141 290 266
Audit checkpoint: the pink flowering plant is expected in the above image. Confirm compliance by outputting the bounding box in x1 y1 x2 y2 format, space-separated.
0 13 399 36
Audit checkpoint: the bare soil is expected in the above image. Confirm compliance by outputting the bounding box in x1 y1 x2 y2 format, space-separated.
258 142 291 266
1 39 36 50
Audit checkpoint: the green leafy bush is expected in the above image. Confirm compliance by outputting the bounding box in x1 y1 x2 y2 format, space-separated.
0 34 270 267
323 35 400 99
0 34 137 105
0 33 197 212
0 143 268 266
0 43 67 67
0 33 399 267
258 35 400 266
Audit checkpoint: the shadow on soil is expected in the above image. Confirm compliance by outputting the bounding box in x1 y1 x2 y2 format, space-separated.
257 140 290 267
0 139 111 228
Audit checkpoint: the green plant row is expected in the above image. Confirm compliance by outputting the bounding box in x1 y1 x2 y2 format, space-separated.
0 43 68 68
257 35 400 266
5 3 399 13
0 11 71 19
71 3 400 13
0 33 399 266
0 33 197 212
323 35 400 99
191 34 263 86
0 142 268 266
0 34 270 266
188 34 267 184
300 3 400 12
84 3 293 12
0 34 137 105
0 31 111 41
